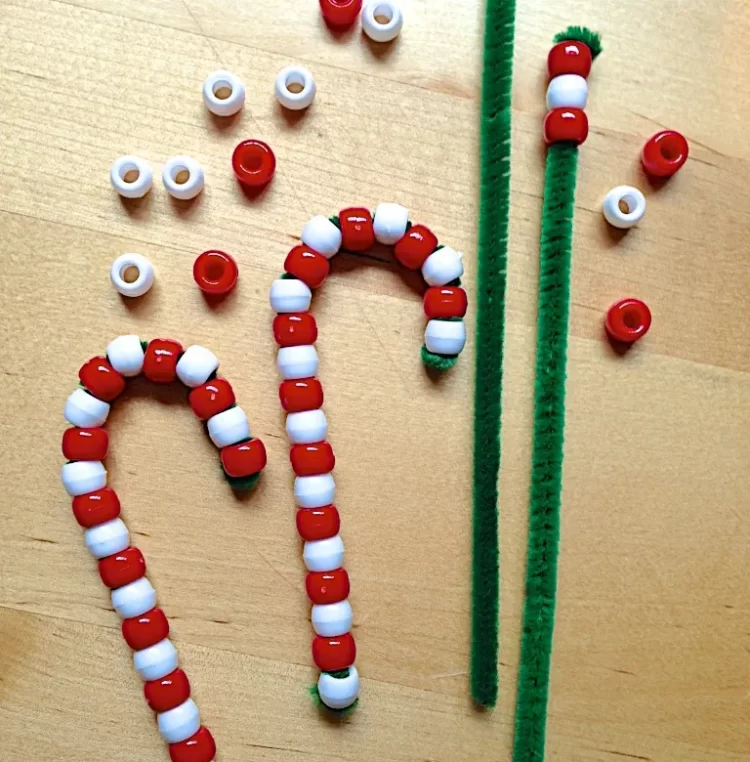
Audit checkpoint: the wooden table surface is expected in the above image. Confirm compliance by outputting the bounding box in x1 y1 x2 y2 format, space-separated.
1 1 748 760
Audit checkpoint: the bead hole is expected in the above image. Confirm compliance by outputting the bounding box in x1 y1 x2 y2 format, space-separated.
120 163 140 183
623 309 641 329
172 167 190 185
660 137 680 161
213 80 233 100
205 260 225 281
619 194 639 216
240 151 263 172
618 199 630 214
121 265 140 284
285 73 306 95
373 4 393 24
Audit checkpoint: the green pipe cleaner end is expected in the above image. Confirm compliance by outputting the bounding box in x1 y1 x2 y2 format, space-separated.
221 469 261 492
553 26 603 58
421 345 458 371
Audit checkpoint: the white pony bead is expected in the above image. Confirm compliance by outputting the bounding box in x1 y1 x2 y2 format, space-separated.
157 699 201 744
277 345 319 380
64 388 110 428
84 518 129 559
286 409 328 444
318 666 360 710
270 278 313 313
110 253 155 298
425 319 467 356
202 70 245 117
275 65 316 112
61 461 107 497
361 1 404 43
134 638 179 681
373 202 409 245
422 246 464 286
311 600 353 637
106 335 144 377
176 345 219 388
602 185 647 229
295 474 336 509
301 215 342 258
546 74 588 110
112 577 157 618
207 406 250 448
303 535 345 572
162 156 204 201
110 155 153 199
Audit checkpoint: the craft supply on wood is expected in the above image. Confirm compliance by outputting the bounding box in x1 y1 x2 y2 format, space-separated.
361 1 403 42
110 253 155 298
641 129 689 177
162 156 205 200
202 70 245 116
605 298 652 343
275 65 316 111
193 250 239 295
602 186 646 229
231 139 276 188
110 155 153 199
319 0 362 27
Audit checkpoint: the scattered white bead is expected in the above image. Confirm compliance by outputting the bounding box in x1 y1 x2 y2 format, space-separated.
207 406 250 448
270 278 313 313
303 535 345 572
64 388 110 428
362 1 404 43
134 638 179 681
84 518 129 560
286 409 328 444
422 246 464 286
602 185 647 229
277 345 319 380
112 577 157 618
110 253 155 298
425 319 467 356
301 215 342 258
162 156 205 201
106 335 144 377
275 65 316 112
61 461 107 497
318 666 360 710
202 70 245 117
158 698 201 744
546 74 588 110
312 600 353 637
373 202 409 245
295 474 335 509
176 345 219 388
110 155 153 199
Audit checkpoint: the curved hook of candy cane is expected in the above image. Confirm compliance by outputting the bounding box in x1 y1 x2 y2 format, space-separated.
61 336 267 762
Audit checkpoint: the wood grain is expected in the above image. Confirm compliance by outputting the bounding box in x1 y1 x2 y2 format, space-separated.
0 1 748 760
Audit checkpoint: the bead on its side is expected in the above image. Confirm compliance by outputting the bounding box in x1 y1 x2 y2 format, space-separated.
641 130 689 177
601 186 646 229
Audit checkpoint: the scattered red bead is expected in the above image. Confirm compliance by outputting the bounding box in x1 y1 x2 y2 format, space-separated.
290 442 335 477
189 379 235 420
279 378 324 413
547 40 593 79
394 224 438 270
99 547 146 589
143 338 183 383
273 313 318 347
641 130 689 177
605 298 651 344
312 632 357 672
296 505 340 541
145 668 191 713
319 0 362 28
284 245 330 289
193 250 239 296
423 286 468 319
339 207 375 252
232 139 276 188
62 427 109 461
72 487 121 528
306 568 350 605
543 107 589 146
78 356 126 401
169 726 217 762
220 438 267 478
122 608 170 650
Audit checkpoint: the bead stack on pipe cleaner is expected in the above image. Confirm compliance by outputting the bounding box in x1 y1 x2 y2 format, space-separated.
62 337 267 762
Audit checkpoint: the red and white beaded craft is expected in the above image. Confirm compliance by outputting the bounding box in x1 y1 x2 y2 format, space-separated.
62 336 267 762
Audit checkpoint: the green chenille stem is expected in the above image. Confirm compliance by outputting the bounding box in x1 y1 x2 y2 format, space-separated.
470 0 516 708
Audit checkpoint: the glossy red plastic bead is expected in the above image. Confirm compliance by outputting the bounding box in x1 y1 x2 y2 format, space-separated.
319 0 362 27
72 487 121 528
543 108 589 146
143 338 183 383
290 442 335 477
169 726 217 762
220 439 267 478
547 40 593 79
394 224 438 270
306 568 350 605
312 632 357 672
145 668 191 713
641 130 689 177
423 286 468 319
189 379 235 420
339 207 375 252
193 250 238 296
605 298 652 344
284 245 330 289
99 547 146 589
78 356 126 402
273 313 318 347
296 505 340 541
122 607 170 650
279 378 324 413
62 427 109 461
232 139 276 188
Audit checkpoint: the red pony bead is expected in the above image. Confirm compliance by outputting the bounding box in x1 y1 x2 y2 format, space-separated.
193 251 238 296
143 338 183 383
306 568 350 604
98 547 146 589
169 726 217 762
72 487 121 528
641 130 689 177
423 286 468 319
394 224 438 270
122 608 170 650
284 245 330 289
279 378 324 413
189 379 235 421
62 427 109 461
145 668 191 713
290 442 335 477
543 108 588 146
339 207 375 252
273 313 318 347
78 356 126 402
319 0 362 28
605 298 652 344
220 439 267 478
232 139 276 188
296 505 340 541
547 40 592 79
312 632 356 672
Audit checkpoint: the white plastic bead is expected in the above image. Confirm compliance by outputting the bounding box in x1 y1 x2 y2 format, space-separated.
362 1 404 43
207 406 250 448
61 461 107 497
162 156 204 201
106 335 144 377
295 474 336 509
64 388 110 428
425 319 467 356
202 70 245 117
318 666 360 710
134 638 178 681
110 253 155 298
110 155 153 199
286 409 328 444
157 699 201 744
301 215 341 258
84 518 129 560
275 65 316 112
175 345 219 388
270 278 313 313
422 246 464 287
277 345 319 380
602 185 647 229
546 74 588 110
373 202 409 245
112 577 157 618
312 600 353 637
303 535 345 572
